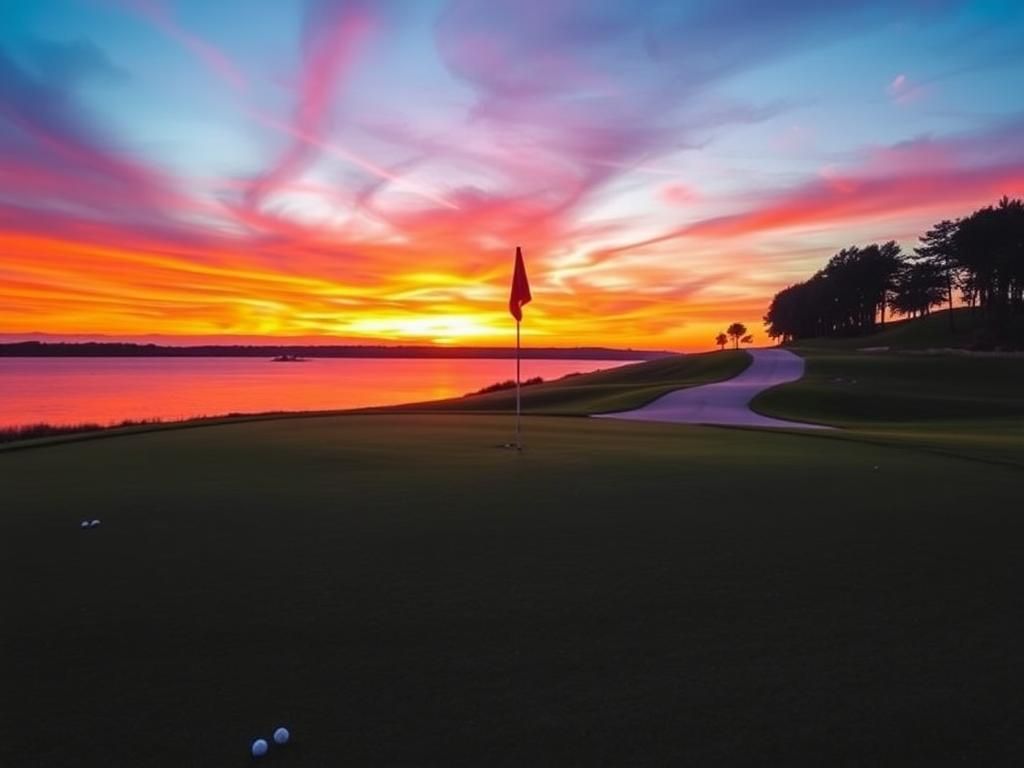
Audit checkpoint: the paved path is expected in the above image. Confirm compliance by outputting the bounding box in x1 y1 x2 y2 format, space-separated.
595 349 831 429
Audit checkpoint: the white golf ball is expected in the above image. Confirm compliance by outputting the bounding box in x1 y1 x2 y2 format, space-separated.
80 520 90 528
90 519 101 527
251 738 268 758
273 727 290 745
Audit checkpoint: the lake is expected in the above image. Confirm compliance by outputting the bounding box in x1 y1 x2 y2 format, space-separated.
0 357 634 428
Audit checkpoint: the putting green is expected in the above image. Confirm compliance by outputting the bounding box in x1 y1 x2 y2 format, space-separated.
3 413 1023 765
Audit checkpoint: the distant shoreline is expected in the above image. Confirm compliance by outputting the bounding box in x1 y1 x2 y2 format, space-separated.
0 341 674 361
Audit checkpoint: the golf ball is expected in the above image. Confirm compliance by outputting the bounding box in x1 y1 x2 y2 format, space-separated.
251 738 268 758
273 727 290 745
90 519 101 527
80 520 89 528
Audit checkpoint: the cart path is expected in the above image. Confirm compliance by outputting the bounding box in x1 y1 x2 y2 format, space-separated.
594 349 832 429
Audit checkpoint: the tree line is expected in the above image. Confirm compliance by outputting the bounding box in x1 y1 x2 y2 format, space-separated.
763 197 1024 343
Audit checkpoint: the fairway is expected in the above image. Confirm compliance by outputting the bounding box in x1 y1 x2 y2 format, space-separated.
3 414 1023 765
753 348 1024 465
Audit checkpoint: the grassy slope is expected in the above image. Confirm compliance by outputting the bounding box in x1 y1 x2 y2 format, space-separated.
3 414 1024 766
794 307 1024 351
753 349 1024 464
384 350 750 415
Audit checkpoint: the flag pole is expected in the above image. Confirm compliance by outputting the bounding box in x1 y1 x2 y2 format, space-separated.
509 244 530 452
515 317 522 450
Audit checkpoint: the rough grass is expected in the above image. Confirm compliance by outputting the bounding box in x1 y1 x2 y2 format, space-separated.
0 419 165 444
3 414 1024 766
384 350 750 415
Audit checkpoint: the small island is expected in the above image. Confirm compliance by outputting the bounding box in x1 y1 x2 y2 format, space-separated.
270 354 308 363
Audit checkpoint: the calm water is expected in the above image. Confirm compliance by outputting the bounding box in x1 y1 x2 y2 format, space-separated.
0 357 632 428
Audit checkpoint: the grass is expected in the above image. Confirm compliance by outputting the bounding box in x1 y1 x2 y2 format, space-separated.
791 307 1024 351
3 413 1024 765
753 348 1024 464
385 350 750 415
4 341 1023 763
0 419 167 444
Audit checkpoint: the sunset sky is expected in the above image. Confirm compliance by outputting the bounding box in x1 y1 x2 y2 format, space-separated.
2 1 1023 350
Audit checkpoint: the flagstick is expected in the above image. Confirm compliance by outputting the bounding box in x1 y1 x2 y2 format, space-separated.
515 317 522 450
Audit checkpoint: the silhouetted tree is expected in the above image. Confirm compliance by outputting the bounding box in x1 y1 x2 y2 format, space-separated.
715 332 728 351
874 241 904 327
763 197 1024 344
740 334 754 346
765 243 904 341
954 197 1024 336
726 322 747 350
890 260 946 318
914 219 960 330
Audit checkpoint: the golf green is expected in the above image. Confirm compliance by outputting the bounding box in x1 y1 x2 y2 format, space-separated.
2 413 1022 765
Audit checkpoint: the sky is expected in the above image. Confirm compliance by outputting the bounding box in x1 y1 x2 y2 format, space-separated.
1 0 1023 350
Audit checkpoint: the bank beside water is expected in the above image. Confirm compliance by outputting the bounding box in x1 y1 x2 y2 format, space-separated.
0 356 637 430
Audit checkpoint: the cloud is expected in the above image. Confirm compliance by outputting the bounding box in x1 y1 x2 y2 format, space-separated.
602 117 1024 253
0 44 185 223
660 184 700 207
886 72 929 105
242 0 378 215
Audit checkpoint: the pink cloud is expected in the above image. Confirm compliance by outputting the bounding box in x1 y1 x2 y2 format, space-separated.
596 123 1024 255
659 183 700 206
886 72 928 105
243 5 377 213
682 165 1024 240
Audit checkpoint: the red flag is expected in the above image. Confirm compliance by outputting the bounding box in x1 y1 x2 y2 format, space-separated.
509 246 532 322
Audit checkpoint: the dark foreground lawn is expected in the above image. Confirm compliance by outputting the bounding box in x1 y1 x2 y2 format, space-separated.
2 414 1022 766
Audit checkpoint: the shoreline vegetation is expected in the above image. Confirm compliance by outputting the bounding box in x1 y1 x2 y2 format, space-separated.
0 419 166 444
0 341 672 360
470 375 547 395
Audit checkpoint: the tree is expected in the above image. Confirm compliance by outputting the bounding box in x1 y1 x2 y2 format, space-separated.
889 260 946 318
740 334 754 346
873 241 904 327
954 197 1024 337
726 322 747 349
715 332 728 351
914 219 960 330
764 243 904 342
764 280 818 343
761 197 1023 344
